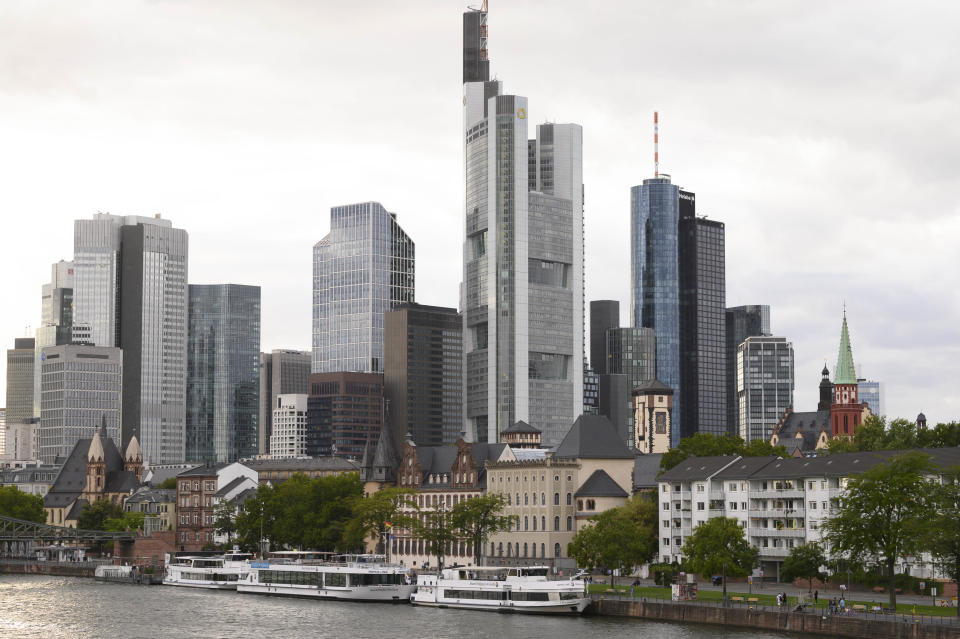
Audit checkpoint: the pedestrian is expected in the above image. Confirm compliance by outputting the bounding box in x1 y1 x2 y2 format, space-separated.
814 589 818 604
839 597 845 613
828 598 835 614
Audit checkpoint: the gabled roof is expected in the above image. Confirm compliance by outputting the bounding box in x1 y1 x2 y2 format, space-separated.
553 415 633 460
633 453 663 491
502 420 541 434
66 499 89 521
215 477 250 498
713 456 781 479
44 435 135 509
176 463 228 477
126 488 175 504
243 457 359 473
575 469 628 498
657 455 740 482
633 379 673 394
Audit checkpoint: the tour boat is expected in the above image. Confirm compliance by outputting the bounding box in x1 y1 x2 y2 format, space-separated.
237 552 415 602
163 551 252 589
410 566 591 614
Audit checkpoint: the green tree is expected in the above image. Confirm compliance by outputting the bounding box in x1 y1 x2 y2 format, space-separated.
157 477 178 490
344 487 417 555
104 510 145 532
77 499 125 530
661 433 787 472
449 493 517 566
0 485 46 523
928 466 960 617
408 506 457 571
681 517 758 600
823 451 935 610
742 439 789 459
780 542 827 593
823 416 960 454
213 500 238 538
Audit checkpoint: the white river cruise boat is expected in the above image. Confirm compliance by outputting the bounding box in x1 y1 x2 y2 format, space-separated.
237 552 415 602
411 566 590 615
163 551 252 589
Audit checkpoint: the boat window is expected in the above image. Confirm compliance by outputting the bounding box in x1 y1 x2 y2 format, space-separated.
443 589 507 601
325 573 346 587
511 591 550 601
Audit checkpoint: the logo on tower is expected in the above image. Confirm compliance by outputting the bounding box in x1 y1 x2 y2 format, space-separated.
517 108 526 120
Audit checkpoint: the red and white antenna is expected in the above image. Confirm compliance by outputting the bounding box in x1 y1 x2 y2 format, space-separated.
654 111 659 177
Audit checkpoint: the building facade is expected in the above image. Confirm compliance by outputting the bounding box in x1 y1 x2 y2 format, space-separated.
725 305 771 434
589 300 619 375
384 304 463 448
736 336 795 443
33 260 74 418
6 338 35 425
605 327 656 445
305 373 385 459
312 201 415 375
632 379 673 454
258 349 310 455
174 462 257 552
268 394 309 459
186 284 261 463
37 344 123 465
857 379 884 417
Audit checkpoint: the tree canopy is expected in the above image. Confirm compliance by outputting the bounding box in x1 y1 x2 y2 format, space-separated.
343 486 417 555
448 493 516 566
825 415 960 454
780 542 827 593
661 433 788 471
682 516 758 599
822 451 935 610
77 499 125 531
157 477 178 490
0 485 46 523
927 466 960 617
567 494 658 585
407 505 457 571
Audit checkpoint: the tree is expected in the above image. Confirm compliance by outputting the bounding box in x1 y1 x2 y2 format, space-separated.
823 416 960 454
927 466 960 617
780 542 827 593
213 500 238 538
0 485 46 523
157 477 178 490
77 499 124 530
408 506 457 571
104 511 145 532
344 487 417 556
822 451 935 611
661 433 787 472
568 494 659 587
449 493 517 566
682 517 758 600
742 439 789 459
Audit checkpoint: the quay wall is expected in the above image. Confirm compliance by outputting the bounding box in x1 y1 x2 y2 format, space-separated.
591 598 960 639
0 560 97 578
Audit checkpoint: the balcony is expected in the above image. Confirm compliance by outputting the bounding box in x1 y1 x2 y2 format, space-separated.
758 546 792 558
749 508 805 518
709 490 725 500
750 527 806 538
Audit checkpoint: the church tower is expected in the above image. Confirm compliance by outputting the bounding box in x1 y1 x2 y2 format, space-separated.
830 312 863 437
124 435 143 483
83 427 107 501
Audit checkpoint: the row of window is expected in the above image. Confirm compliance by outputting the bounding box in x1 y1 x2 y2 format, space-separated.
257 571 405 587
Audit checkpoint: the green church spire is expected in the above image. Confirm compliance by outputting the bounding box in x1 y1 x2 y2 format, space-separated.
834 311 857 385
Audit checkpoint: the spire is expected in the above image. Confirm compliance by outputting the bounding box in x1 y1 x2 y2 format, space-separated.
834 311 857 385
124 435 142 463
88 429 105 462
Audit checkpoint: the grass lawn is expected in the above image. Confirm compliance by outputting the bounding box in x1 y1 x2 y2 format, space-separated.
586 584 958 617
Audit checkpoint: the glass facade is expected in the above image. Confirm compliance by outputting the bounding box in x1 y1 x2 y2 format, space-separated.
736 336 794 442
589 300 619 374
37 344 122 464
34 261 74 418
725 305 771 433
5 338 36 425
312 202 414 375
305 373 384 459
631 177 680 444
258 350 311 455
186 284 261 463
856 379 884 416
605 327 656 444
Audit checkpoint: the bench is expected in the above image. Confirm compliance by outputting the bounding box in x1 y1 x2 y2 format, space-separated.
852 605 866 612
747 597 759 603
731 596 744 602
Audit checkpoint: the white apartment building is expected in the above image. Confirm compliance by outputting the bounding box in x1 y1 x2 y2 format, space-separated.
268 394 308 459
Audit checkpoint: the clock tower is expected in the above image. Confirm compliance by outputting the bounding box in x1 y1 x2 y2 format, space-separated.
830 311 864 437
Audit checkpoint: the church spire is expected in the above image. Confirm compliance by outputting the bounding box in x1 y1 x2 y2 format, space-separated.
834 310 857 385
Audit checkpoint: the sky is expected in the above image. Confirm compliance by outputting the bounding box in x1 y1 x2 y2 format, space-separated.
1 0 957 426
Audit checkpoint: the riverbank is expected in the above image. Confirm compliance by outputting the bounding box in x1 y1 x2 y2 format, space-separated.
591 596 960 639
0 559 98 578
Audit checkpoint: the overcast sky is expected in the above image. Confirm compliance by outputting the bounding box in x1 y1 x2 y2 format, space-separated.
1 0 957 426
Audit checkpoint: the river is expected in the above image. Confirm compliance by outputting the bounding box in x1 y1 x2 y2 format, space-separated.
0 575 801 638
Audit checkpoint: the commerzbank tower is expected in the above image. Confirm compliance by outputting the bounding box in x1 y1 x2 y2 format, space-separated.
460 3 584 447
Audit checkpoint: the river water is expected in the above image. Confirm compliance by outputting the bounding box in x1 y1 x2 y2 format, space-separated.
0 575 800 639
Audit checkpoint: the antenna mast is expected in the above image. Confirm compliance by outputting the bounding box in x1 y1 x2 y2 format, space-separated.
654 111 659 178
480 0 488 61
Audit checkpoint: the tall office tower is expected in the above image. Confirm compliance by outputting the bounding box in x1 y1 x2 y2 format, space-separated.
856 379 884 416
73 213 188 464
306 372 385 459
582 367 599 415
384 304 463 448
33 261 74 418
736 336 795 442
5 338 35 425
604 327 657 445
725 305 771 433
312 202 415 375
0 408 5 456
37 344 122 464
461 5 583 446
677 192 727 438
268 394 308 458
258 349 311 455
590 300 619 374
186 284 261 463
598 373 630 445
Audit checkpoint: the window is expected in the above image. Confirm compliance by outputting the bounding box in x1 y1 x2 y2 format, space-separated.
662 502 669 510
566 516 572 531
697 502 704 511
586 499 595 510
541 516 545 530
524 493 528 505
524 516 529 531
809 501 817 509
728 502 737 510
578 500 584 511
532 517 537 531
663 538 670 546
554 543 561 558
541 492 545 505
696 484 704 492
532 493 537 505
554 493 560 505
566 493 572 506
554 516 560 531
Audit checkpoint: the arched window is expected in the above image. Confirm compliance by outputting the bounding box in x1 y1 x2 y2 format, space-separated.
844 415 848 432
516 492 520 505
566 493 572 506
523 543 528 557
507 543 512 557
577 499 584 510
524 493 529 505
566 516 572 531
524 516 529 531
587 499 595 510
541 516 546 531
541 543 545 557
533 493 537 505
554 516 560 531
498 542 503 557
491 542 496 556
541 492 545 505
533 517 537 531
554 543 561 558
554 493 560 505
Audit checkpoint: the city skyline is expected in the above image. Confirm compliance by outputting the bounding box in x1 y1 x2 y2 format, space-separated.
0 1 957 426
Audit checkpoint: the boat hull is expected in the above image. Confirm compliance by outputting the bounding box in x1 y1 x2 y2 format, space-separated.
162 580 239 590
410 597 590 615
238 582 415 602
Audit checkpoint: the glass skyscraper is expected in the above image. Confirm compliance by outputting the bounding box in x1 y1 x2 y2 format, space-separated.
725 305 771 433
312 202 414 375
186 284 261 463
33 260 74 419
857 379 884 416
736 336 795 442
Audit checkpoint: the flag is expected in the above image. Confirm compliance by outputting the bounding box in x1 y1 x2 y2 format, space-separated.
385 521 393 528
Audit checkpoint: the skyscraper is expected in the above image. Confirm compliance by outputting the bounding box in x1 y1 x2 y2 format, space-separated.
384 304 463 448
306 372 385 459
37 344 122 464
72 213 189 464
33 261 74 419
736 336 794 442
312 201 414 375
186 284 261 463
5 338 35 426
461 6 583 446
678 194 727 438
604 327 657 445
856 379 884 417
590 300 619 375
725 305 771 432
258 349 311 455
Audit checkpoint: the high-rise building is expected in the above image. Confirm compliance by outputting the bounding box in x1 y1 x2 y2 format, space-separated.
384 304 462 448
312 202 415 375
582 367 599 415
72 213 188 464
258 350 311 455
5 338 35 425
678 194 727 438
856 379 884 417
33 261 74 419
725 305 771 433
598 373 630 446
37 344 122 464
604 327 657 445
0 408 5 456
461 6 583 446
186 284 261 463
589 300 619 375
736 336 795 442
306 372 384 459
268 394 308 458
